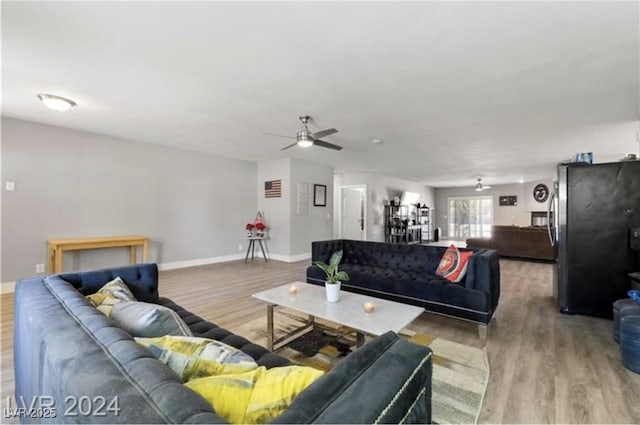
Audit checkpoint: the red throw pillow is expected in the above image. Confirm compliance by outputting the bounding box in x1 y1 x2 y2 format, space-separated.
436 245 473 283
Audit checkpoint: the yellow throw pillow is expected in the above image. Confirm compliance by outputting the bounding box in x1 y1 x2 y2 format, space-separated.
186 365 324 424
85 276 136 316
135 335 258 382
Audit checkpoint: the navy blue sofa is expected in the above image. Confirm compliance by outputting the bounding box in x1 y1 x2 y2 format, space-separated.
14 263 433 423
307 240 500 337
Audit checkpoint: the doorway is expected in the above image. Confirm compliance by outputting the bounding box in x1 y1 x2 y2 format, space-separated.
340 185 366 240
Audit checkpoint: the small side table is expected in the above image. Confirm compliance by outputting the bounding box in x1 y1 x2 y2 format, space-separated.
245 237 268 263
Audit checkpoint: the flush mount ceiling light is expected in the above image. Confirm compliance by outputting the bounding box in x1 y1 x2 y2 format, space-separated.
37 94 76 111
371 139 384 144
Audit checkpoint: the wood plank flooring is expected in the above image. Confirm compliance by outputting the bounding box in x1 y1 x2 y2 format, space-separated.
1 259 639 423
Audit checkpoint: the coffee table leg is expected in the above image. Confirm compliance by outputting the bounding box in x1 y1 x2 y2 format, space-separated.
267 304 274 351
356 331 365 348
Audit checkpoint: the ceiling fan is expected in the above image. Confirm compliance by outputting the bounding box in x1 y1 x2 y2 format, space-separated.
263 115 343 151
475 177 493 191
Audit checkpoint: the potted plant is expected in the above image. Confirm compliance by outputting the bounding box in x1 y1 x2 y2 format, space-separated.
314 250 350 302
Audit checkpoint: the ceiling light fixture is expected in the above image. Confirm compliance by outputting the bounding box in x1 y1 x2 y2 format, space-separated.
37 93 76 111
371 139 383 144
296 133 314 148
295 120 314 148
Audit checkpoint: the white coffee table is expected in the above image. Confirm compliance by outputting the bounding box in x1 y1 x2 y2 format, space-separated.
252 282 424 351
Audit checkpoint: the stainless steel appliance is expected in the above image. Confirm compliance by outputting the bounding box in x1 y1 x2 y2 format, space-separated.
550 161 640 317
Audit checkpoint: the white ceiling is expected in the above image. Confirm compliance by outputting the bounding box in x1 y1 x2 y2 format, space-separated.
3 1 639 187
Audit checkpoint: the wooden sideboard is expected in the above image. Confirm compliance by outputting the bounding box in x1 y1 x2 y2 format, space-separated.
47 236 149 274
466 225 555 261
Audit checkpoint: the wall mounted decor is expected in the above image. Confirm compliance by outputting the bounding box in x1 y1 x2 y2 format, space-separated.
533 183 549 203
296 182 309 215
265 180 281 198
499 195 518 206
314 184 327 207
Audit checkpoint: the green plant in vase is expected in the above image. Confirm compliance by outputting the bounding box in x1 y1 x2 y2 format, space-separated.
314 250 349 302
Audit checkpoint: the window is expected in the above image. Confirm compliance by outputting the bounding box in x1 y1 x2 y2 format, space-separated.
448 196 493 240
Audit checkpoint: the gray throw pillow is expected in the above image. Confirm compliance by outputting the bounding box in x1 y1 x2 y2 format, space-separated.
111 301 193 337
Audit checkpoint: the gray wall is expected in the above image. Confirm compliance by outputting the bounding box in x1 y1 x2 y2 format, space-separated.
257 158 333 258
333 172 435 242
434 179 554 239
1 117 257 281
257 158 291 257
290 159 334 256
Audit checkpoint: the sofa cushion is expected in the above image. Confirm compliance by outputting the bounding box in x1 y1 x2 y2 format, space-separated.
112 301 193 337
85 276 136 316
435 245 472 283
136 335 259 381
158 297 293 369
186 366 324 424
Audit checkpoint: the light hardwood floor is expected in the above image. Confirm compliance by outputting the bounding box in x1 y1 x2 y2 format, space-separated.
1 259 639 423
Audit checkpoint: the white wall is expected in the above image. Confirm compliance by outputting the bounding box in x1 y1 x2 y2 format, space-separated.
1 117 258 282
434 179 554 238
257 158 333 260
334 172 435 242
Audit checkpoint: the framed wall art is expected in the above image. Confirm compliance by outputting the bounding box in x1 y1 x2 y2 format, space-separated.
313 184 327 207
499 195 518 206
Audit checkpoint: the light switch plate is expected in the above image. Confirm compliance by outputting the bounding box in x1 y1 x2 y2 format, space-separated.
5 181 15 191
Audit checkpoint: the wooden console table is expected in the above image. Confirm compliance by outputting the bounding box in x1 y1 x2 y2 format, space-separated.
47 236 149 274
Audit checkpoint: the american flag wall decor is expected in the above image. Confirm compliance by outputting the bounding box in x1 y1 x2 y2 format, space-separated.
265 180 282 198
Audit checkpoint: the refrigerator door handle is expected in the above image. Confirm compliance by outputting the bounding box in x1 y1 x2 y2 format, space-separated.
547 189 556 246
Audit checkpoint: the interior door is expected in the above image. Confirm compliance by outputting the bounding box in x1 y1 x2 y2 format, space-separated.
342 188 365 240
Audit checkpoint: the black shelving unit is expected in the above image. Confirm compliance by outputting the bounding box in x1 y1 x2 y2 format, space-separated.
419 206 430 243
384 204 422 244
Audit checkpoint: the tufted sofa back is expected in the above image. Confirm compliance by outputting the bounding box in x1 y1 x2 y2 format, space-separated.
56 263 159 303
313 239 451 275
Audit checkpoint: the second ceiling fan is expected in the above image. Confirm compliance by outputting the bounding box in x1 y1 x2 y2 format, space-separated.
264 115 343 151
475 177 493 191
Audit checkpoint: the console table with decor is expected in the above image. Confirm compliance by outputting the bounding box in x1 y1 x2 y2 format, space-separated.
46 235 149 273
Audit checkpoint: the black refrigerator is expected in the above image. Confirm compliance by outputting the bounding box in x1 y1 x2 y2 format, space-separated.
551 160 640 318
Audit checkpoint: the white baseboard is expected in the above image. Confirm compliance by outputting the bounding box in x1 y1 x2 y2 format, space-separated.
1 281 16 294
2 252 311 293
158 254 245 271
268 252 311 263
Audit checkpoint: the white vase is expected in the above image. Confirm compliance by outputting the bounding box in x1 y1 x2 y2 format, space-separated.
325 281 341 302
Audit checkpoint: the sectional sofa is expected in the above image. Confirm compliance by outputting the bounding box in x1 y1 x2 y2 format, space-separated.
307 239 500 338
14 263 433 424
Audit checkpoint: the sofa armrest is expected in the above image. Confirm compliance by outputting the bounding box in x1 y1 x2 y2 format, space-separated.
472 249 501 314
272 332 432 424
311 240 345 263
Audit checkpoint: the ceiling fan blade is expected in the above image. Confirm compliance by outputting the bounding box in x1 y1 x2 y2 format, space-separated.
311 128 338 139
263 132 296 139
313 139 343 151
280 142 299 151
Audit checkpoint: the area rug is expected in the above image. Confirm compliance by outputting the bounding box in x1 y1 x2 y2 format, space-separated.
234 311 489 424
